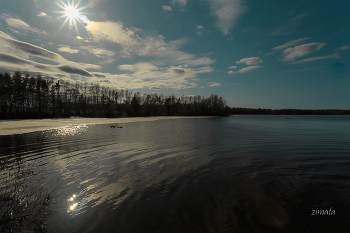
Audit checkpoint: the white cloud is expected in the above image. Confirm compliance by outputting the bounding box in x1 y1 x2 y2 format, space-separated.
162 5 173 11
208 82 221 87
85 20 215 67
288 54 339 65
57 45 80 54
4 17 47 36
37 12 47 17
228 65 237 69
79 46 115 58
236 57 263 65
76 36 84 40
228 70 234 74
0 39 207 90
171 0 188 6
116 62 214 90
86 21 135 49
237 66 262 73
206 0 246 35
283 42 326 61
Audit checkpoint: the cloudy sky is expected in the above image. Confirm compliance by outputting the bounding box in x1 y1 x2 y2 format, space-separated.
0 0 349 109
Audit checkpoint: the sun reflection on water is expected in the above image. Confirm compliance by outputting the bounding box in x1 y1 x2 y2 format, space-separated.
67 194 78 214
66 192 91 216
55 125 88 136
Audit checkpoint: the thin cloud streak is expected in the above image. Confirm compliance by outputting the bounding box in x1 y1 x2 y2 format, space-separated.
208 82 221 87
288 54 339 65
236 57 263 65
285 66 322 73
283 42 326 61
273 38 310 51
236 66 262 73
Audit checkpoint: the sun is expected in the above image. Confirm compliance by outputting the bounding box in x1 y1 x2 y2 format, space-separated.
65 6 80 20
54 0 89 34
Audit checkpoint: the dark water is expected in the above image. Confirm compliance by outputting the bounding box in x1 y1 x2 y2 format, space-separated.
1 115 350 232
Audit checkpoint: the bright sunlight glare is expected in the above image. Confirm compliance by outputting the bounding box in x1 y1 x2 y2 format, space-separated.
65 6 80 20
54 0 89 34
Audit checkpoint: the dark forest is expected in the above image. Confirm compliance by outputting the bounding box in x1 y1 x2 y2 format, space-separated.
0 72 230 119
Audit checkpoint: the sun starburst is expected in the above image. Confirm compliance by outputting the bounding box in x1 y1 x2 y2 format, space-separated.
54 0 89 35
65 6 80 20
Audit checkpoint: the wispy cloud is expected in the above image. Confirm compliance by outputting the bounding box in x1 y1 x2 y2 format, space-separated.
87 0 108 8
228 65 237 69
228 70 234 74
86 21 135 51
3 16 48 36
79 46 115 58
57 45 80 54
171 0 188 7
285 67 322 73
336 45 349 51
162 5 173 11
0 32 214 90
283 42 326 61
271 13 308 36
206 0 246 35
196 25 204 35
85 20 215 67
208 82 221 87
288 54 339 65
236 66 262 73
236 57 263 65
117 62 213 90
266 38 310 56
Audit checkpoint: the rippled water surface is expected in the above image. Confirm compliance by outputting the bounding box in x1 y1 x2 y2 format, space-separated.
1 115 350 232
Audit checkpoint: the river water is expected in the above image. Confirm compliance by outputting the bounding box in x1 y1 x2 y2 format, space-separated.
1 115 350 232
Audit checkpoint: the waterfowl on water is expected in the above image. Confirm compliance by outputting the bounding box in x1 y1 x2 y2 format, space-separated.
111 125 123 128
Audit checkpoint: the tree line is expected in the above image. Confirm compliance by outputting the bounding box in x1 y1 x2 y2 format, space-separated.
0 72 230 119
230 107 350 115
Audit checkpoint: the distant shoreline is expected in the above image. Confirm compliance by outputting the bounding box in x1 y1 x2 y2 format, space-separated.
0 116 217 136
229 108 350 115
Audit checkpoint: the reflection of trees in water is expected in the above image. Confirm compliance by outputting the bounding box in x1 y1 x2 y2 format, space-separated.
0 134 55 232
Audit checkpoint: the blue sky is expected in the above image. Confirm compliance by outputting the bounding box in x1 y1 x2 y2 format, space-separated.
0 0 349 109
